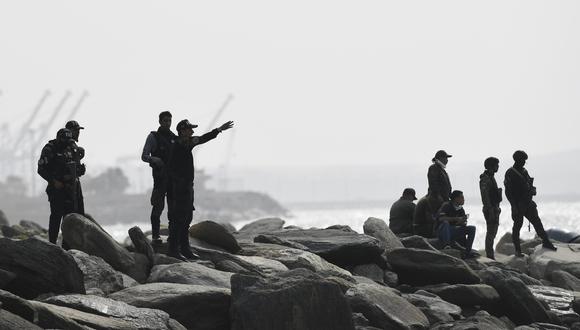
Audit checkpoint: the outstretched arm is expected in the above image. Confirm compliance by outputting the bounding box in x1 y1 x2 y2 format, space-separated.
195 121 235 146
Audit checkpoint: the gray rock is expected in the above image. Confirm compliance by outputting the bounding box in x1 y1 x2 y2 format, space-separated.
423 284 501 307
30 300 134 329
400 235 439 252
0 268 16 289
218 222 237 233
498 254 531 274
43 294 185 330
69 249 125 295
496 233 543 256
128 226 155 267
147 262 234 288
530 243 580 280
363 217 404 252
1 224 28 238
0 288 37 322
239 217 285 233
153 253 184 266
478 266 543 286
189 220 241 253
528 285 577 316
109 282 231 330
0 237 85 299
254 234 311 250
403 291 462 324
19 220 48 235
0 209 8 226
352 264 384 284
551 270 580 291
231 268 355 330
62 213 148 282
0 309 42 330
387 248 481 285
346 282 429 330
383 270 398 287
431 311 511 330
235 255 289 276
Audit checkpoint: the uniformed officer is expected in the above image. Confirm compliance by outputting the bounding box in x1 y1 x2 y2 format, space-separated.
65 120 86 214
479 157 502 260
141 111 176 245
166 119 234 260
37 128 86 246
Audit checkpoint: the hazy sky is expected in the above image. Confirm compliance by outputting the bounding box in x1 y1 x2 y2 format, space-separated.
1 1 579 170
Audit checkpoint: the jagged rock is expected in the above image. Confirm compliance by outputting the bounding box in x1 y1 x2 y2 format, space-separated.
248 228 383 268
69 249 125 295
19 220 48 235
352 264 384 284
346 282 429 330
422 284 501 307
147 262 234 288
400 235 439 252
478 266 543 286
0 237 85 299
403 290 461 324
363 217 404 252
387 248 481 285
30 300 135 329
352 312 371 327
551 270 580 291
431 311 511 329
153 253 185 266
192 245 270 277
239 242 352 278
479 268 550 325
239 217 285 233
0 310 42 330
62 213 148 282
43 294 186 330
235 255 289 276
497 254 531 274
128 226 155 266
515 323 570 330
109 282 231 330
189 220 241 253
254 234 311 250
0 268 16 289
0 209 8 226
231 268 355 330
327 224 357 232
1 224 28 238
496 233 543 256
528 285 577 317
530 243 580 280
0 289 37 322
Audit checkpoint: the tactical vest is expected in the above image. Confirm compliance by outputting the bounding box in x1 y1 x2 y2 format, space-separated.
150 130 175 164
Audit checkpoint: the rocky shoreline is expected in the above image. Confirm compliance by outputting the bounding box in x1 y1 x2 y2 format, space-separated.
1 211 580 329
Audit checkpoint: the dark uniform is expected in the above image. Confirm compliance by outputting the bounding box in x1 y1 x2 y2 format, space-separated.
413 194 438 238
428 152 452 213
480 170 502 259
166 120 221 259
504 164 555 254
37 128 86 246
389 198 415 235
142 128 177 240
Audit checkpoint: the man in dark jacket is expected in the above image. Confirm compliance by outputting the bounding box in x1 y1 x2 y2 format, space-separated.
389 188 417 235
166 119 234 260
436 190 477 259
38 128 86 246
504 150 557 256
428 150 452 212
413 193 438 238
141 111 176 245
479 157 502 260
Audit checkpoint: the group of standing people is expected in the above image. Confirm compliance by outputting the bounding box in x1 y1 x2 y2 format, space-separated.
389 149 557 259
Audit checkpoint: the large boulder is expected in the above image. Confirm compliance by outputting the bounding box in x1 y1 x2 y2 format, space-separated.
147 262 234 288
422 284 501 307
352 264 385 284
400 235 439 252
431 311 511 330
0 237 85 299
0 289 37 323
387 248 480 286
109 282 231 330
346 282 429 330
363 217 404 252
189 221 241 253
403 290 462 324
249 228 383 268
0 310 42 330
0 268 16 289
496 233 543 256
528 285 577 318
254 234 311 251
43 294 186 330
128 226 155 266
239 217 285 233
478 266 543 286
529 243 580 280
62 213 148 282
551 270 580 291
230 268 355 330
69 249 126 295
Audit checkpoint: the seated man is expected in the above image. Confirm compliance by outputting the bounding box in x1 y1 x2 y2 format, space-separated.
436 190 477 258
413 193 438 238
389 188 417 235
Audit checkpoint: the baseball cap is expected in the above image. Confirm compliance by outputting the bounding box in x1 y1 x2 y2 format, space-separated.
176 119 199 131
65 120 84 130
434 150 452 159
403 188 417 200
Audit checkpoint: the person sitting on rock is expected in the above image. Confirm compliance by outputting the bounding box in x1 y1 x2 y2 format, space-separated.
389 188 417 236
435 190 477 258
413 193 438 238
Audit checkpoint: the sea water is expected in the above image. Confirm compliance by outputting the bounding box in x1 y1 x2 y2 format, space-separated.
102 201 580 250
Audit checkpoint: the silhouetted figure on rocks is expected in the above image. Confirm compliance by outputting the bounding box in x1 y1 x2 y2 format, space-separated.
389 188 417 235
141 111 176 245
413 193 438 238
436 190 477 259
428 150 453 212
38 127 86 247
479 157 502 260
504 150 557 256
166 119 234 261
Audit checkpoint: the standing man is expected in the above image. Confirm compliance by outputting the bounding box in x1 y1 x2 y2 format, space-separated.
166 119 234 260
65 120 86 215
389 188 417 235
428 150 453 212
479 157 502 260
142 111 176 245
38 128 86 246
504 150 557 256
436 190 477 258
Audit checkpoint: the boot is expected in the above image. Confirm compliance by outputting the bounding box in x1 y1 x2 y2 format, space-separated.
542 240 557 251
166 223 187 261
179 227 199 260
513 239 524 257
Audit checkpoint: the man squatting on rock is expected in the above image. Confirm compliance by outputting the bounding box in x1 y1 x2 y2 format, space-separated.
479 157 502 260
141 111 176 245
37 123 86 247
165 119 234 261
504 150 557 256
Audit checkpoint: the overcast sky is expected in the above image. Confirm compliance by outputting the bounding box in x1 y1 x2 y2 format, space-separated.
1 1 579 171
